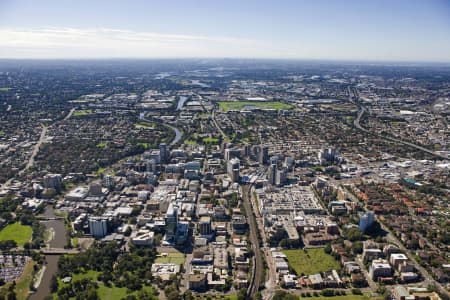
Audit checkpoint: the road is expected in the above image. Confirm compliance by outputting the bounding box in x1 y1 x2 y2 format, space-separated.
241 185 263 299
18 124 47 175
380 221 448 297
3 107 75 186
352 97 446 160
63 107 76 121
211 110 229 141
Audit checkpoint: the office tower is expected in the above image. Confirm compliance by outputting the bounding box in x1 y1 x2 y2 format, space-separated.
198 216 212 236
258 145 269 165
89 217 108 238
227 158 240 183
359 211 375 232
159 143 168 163
268 163 277 185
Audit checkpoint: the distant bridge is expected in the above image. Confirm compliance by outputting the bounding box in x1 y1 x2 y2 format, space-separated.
40 248 81 255
36 216 64 221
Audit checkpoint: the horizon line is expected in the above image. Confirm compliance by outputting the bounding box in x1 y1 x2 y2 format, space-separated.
1 57 450 66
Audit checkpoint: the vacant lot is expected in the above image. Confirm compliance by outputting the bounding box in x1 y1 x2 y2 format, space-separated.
283 248 340 275
155 252 185 265
0 223 32 246
218 101 293 111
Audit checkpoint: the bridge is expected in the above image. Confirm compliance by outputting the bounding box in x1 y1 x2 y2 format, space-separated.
36 216 64 221
40 248 81 255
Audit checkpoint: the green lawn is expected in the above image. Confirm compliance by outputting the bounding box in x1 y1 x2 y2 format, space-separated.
137 142 151 149
155 252 185 265
203 137 220 144
134 121 155 129
283 248 341 275
0 222 32 246
218 101 293 112
185 139 198 145
0 87 11 92
96 142 107 148
56 270 156 300
73 109 94 117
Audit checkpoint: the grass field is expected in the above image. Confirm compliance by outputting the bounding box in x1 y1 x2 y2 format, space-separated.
185 139 198 145
0 130 5 136
55 270 155 300
73 109 94 117
0 87 11 92
203 137 220 144
134 121 155 129
218 101 293 112
0 222 32 246
155 252 185 265
283 248 341 275
96 142 107 148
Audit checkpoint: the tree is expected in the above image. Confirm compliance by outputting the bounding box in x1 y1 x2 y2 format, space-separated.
346 227 363 241
237 288 247 300
183 290 193 300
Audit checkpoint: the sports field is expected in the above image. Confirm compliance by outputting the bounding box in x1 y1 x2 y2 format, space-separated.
0 222 32 247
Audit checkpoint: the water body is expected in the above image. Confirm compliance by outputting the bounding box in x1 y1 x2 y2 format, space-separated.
176 96 188 111
30 206 66 300
191 80 210 88
139 113 183 147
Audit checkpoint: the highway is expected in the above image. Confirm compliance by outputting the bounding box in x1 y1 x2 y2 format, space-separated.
241 185 263 299
354 107 446 159
350 86 446 160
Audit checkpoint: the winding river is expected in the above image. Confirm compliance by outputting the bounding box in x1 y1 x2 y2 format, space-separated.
30 206 66 300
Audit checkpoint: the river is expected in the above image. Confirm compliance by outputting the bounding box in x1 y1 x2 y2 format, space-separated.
139 113 183 148
176 96 188 111
30 206 66 300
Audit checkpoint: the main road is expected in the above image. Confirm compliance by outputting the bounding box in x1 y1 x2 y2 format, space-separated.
349 86 446 160
241 185 263 299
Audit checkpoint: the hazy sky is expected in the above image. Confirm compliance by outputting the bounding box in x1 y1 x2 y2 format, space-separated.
1 0 449 62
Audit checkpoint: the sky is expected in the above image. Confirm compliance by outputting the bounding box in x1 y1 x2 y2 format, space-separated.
0 0 449 62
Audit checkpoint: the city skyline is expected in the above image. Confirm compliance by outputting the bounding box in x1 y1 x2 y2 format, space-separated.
1 0 450 62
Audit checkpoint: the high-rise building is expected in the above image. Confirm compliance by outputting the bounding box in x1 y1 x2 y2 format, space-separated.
165 203 178 241
244 144 252 157
258 145 269 165
359 211 375 232
198 216 212 236
43 174 62 190
227 158 240 183
159 143 168 163
268 163 277 185
89 217 109 238
103 175 115 191
276 167 288 186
